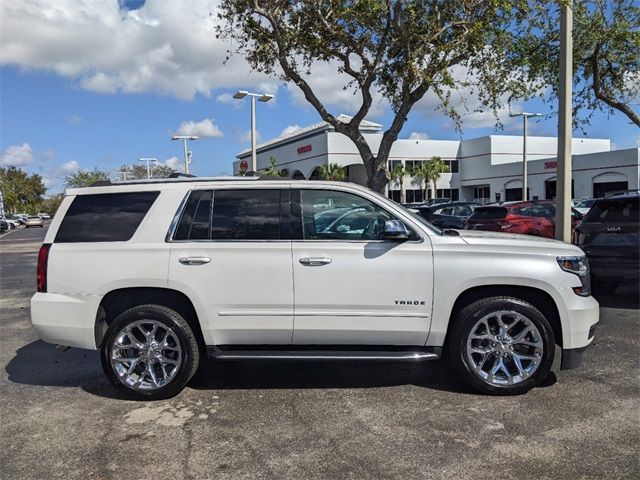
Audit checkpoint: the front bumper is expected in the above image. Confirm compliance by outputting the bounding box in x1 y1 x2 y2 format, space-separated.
30 292 101 350
557 288 600 369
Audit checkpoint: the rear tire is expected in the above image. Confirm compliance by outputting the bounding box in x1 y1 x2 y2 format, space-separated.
101 304 200 400
447 296 555 395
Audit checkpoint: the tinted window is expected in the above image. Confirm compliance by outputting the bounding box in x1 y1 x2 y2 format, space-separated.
211 189 282 240
585 198 640 223
174 190 212 240
55 192 159 243
300 190 394 240
515 204 555 218
468 207 508 220
175 189 283 240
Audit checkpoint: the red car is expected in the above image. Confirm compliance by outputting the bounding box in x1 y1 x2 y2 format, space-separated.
464 200 583 238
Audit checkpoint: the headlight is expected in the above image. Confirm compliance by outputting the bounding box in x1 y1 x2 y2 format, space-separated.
557 256 591 296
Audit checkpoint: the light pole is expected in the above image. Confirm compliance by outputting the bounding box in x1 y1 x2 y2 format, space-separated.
138 157 158 179
171 136 198 174
233 90 274 173
556 1 573 242
510 112 543 201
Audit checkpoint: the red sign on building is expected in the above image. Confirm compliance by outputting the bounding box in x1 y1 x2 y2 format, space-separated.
544 161 557 170
297 144 312 154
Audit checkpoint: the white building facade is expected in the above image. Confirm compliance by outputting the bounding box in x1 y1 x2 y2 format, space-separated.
234 116 640 203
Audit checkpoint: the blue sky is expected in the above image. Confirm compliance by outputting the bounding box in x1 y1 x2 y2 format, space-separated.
1 0 638 194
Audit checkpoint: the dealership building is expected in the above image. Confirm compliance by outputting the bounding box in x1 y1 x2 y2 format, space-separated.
234 115 640 203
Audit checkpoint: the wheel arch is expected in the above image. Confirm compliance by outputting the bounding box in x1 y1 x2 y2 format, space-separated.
95 287 205 350
444 285 563 351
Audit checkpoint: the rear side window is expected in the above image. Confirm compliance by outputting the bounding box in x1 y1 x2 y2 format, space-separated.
55 192 159 243
585 198 640 223
468 207 508 220
174 189 283 240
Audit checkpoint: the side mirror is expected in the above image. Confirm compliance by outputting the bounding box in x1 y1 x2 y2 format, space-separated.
382 220 410 241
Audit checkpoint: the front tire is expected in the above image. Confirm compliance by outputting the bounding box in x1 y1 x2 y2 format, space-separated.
100 304 200 400
447 296 555 395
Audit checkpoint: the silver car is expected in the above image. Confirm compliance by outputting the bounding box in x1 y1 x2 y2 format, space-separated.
25 216 44 228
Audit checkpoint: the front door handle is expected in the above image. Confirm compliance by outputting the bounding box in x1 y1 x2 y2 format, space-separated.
299 257 332 266
179 256 211 265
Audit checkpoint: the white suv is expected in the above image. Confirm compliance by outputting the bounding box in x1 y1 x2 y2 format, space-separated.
31 177 599 399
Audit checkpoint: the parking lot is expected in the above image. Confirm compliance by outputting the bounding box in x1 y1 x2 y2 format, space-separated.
0 225 638 479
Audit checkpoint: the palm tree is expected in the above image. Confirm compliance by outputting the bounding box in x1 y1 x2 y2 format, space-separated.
319 163 347 181
263 157 286 177
410 162 432 202
426 156 450 197
389 163 407 203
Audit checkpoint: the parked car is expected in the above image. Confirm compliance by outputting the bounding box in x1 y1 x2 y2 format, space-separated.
574 191 639 293
25 216 44 228
413 202 480 229
0 218 7 232
573 198 597 216
464 200 583 239
38 212 51 220
31 177 598 400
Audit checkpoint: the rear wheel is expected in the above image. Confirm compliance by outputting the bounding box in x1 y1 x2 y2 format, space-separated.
448 296 555 395
101 304 200 400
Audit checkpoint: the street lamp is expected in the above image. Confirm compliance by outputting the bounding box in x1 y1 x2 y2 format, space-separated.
171 136 198 174
510 112 543 201
233 90 274 172
138 157 158 179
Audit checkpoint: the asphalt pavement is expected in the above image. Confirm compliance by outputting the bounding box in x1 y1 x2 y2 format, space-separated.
0 225 638 479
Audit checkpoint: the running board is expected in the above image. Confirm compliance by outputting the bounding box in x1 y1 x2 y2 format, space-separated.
208 346 441 361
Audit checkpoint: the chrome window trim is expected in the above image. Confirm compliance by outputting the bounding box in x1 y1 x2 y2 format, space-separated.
165 190 192 243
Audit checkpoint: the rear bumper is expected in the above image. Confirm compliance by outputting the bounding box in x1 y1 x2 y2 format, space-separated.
588 257 639 282
30 292 101 350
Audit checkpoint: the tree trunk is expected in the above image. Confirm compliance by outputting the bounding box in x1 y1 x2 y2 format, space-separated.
400 177 405 203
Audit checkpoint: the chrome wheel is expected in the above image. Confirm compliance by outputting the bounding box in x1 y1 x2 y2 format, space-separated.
466 310 544 386
110 319 183 391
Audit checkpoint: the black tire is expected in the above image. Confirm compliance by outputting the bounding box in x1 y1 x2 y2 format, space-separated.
101 304 200 400
447 296 555 395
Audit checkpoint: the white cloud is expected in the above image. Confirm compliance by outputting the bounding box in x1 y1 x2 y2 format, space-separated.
67 114 85 125
174 119 223 138
216 93 234 104
0 0 278 100
408 132 430 140
280 124 301 136
163 156 184 173
0 143 34 167
59 160 80 174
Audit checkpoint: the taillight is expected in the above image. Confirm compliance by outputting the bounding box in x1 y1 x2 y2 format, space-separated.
37 243 51 293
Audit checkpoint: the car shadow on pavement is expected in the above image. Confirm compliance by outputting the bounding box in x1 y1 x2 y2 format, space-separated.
7 340 558 398
5 340 130 400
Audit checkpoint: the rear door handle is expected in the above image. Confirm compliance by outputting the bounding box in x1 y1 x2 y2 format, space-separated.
299 257 332 266
179 256 211 265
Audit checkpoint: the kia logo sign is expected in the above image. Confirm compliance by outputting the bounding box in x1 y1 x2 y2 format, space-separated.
239 160 248 170
544 161 557 170
297 144 312 154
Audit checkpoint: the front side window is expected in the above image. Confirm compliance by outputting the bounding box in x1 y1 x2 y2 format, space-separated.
174 189 283 241
299 189 394 241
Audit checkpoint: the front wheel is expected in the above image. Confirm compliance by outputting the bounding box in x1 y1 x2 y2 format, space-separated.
100 304 200 400
447 296 555 395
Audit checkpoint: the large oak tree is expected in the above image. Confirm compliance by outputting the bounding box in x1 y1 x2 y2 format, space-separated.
217 0 532 192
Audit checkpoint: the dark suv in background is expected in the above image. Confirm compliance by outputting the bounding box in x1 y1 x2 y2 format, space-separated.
464 200 583 239
574 192 639 293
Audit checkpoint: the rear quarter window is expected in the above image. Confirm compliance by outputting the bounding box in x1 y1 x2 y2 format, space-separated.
468 207 508 220
55 191 159 242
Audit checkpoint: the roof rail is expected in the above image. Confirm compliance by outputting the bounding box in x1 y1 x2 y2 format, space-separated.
88 175 261 187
